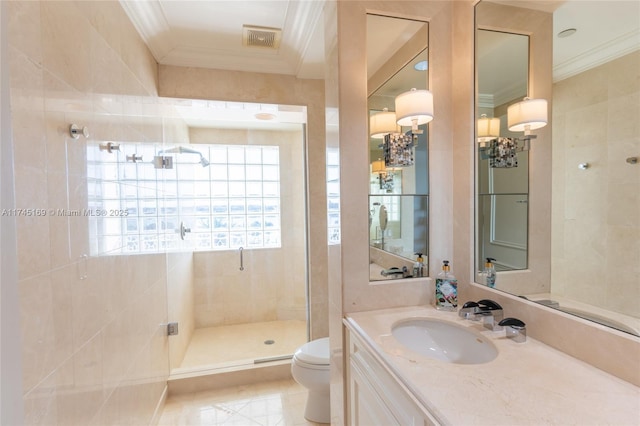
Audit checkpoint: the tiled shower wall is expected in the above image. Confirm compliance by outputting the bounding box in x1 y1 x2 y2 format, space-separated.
552 50 640 317
8 1 173 423
158 65 329 340
190 128 307 328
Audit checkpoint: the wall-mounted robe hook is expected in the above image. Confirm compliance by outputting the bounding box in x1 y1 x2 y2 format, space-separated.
626 157 638 165
126 154 143 163
69 124 89 139
578 162 590 170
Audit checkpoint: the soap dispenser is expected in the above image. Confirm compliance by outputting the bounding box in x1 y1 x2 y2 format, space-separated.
435 260 458 311
484 257 496 288
413 253 424 277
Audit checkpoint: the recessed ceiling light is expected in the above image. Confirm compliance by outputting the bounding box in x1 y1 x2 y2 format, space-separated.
414 60 429 71
255 113 276 121
558 28 577 38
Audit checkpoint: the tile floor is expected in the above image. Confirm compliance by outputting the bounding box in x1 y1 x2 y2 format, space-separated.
179 320 308 370
158 378 328 426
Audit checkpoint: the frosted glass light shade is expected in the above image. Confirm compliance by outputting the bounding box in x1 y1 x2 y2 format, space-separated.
507 98 547 134
395 88 434 127
369 109 399 139
371 159 385 173
477 115 501 142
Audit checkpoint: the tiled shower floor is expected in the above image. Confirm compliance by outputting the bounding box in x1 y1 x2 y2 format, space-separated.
179 320 308 370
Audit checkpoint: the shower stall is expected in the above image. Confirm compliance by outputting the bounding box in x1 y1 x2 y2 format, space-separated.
86 100 310 381
165 126 310 376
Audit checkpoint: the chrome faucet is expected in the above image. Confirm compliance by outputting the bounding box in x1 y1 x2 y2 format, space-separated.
499 318 527 343
380 266 409 278
458 299 504 331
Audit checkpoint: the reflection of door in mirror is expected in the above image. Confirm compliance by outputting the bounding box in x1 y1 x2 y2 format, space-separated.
475 0 640 338
476 29 529 275
367 14 430 281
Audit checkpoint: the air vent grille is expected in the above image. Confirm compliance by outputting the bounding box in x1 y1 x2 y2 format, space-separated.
243 25 281 49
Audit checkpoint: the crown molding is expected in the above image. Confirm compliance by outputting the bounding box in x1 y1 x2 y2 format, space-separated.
554 28 640 82
120 0 174 62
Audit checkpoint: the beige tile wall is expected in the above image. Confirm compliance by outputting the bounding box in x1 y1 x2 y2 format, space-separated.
189 128 307 328
167 252 195 371
158 66 329 340
8 1 171 424
552 50 640 317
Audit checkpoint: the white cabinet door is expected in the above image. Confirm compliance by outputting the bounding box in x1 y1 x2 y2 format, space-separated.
346 324 441 426
350 359 400 425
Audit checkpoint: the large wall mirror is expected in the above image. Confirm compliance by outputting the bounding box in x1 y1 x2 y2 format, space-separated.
366 14 429 281
475 0 640 336
476 29 530 272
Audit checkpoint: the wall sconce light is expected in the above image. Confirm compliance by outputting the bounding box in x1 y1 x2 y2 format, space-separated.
479 97 548 168
477 114 501 146
371 159 385 174
370 108 400 139
369 108 416 167
384 133 414 167
507 97 548 136
395 88 434 132
371 158 394 191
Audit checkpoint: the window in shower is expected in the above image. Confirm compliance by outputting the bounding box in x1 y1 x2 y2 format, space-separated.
87 143 281 255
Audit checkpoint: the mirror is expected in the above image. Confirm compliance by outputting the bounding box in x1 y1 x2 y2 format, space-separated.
366 14 429 281
476 29 530 274
475 0 640 336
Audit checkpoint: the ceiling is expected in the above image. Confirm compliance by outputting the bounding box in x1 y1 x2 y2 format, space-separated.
120 0 640 126
120 0 326 80
476 0 639 106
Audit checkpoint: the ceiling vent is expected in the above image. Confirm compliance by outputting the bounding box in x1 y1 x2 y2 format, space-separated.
243 25 282 49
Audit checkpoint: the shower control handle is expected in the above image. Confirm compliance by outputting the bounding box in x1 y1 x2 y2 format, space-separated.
69 123 89 139
178 222 191 240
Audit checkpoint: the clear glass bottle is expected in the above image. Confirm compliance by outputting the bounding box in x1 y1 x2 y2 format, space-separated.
484 257 496 288
413 253 424 277
435 260 458 311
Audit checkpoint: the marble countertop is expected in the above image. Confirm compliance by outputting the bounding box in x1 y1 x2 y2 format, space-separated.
346 305 640 425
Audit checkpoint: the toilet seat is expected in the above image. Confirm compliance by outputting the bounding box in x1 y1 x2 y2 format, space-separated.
293 337 330 367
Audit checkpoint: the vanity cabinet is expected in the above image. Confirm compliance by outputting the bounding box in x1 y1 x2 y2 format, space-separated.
345 322 440 426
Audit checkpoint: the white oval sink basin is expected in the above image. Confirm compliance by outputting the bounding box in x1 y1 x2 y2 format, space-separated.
391 318 498 364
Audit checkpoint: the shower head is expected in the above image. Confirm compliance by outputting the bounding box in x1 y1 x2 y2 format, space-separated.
157 145 210 167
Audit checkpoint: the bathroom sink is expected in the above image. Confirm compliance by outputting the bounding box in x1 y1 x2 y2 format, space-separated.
391 318 498 364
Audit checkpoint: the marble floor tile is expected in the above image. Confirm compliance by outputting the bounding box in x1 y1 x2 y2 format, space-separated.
158 379 327 426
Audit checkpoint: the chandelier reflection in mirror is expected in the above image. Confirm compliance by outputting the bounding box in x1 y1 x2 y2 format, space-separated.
371 158 395 191
478 97 548 168
384 132 415 167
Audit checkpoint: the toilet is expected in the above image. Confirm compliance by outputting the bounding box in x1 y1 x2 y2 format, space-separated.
291 337 330 423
